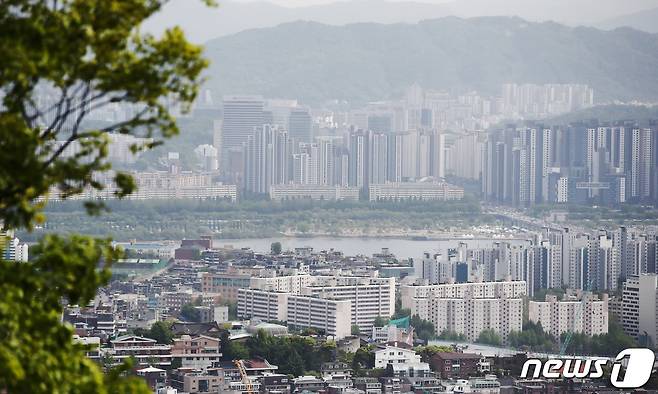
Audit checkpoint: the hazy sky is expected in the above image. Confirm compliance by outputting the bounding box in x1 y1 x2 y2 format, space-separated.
231 0 452 5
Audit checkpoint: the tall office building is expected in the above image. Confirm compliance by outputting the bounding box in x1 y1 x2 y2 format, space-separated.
212 119 222 166
222 95 264 153
288 106 313 143
317 137 336 186
369 132 388 184
243 125 289 194
621 274 658 346
348 130 368 189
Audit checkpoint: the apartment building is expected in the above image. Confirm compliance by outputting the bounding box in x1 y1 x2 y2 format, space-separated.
237 289 289 322
528 293 609 338
269 184 359 201
301 276 396 330
238 275 395 336
1 231 28 262
368 182 464 202
250 275 314 293
237 288 351 338
201 273 251 302
401 280 526 309
401 281 525 343
622 274 658 344
286 295 352 338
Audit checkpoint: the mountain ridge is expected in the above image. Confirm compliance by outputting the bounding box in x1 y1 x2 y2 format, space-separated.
143 0 658 43
597 7 658 34
202 16 658 105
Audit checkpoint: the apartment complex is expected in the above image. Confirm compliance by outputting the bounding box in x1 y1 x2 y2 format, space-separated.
528 292 609 338
368 182 465 201
483 121 658 207
401 281 525 343
201 273 251 302
237 275 395 338
47 171 238 202
287 295 352 339
269 184 360 201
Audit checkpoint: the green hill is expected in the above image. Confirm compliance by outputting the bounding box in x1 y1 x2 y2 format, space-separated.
204 17 658 105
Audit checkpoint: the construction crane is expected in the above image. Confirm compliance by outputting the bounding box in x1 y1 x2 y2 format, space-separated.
559 280 593 355
234 359 256 394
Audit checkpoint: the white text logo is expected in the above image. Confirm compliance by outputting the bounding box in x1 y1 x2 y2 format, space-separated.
520 348 655 389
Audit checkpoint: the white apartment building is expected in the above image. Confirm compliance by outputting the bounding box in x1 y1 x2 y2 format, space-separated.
47 171 238 202
528 293 609 338
237 289 351 338
250 275 314 293
269 184 359 201
368 182 464 202
622 274 658 344
401 280 526 309
401 281 525 343
238 275 396 335
301 276 396 330
287 295 352 339
1 231 28 262
237 289 288 322
427 296 522 343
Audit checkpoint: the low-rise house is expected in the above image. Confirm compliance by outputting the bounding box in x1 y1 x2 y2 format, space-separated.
353 377 382 394
430 352 483 379
292 376 326 393
170 368 225 394
259 373 291 393
137 366 167 391
405 376 443 393
73 335 101 361
321 362 352 379
171 334 222 370
105 335 172 368
379 377 407 393
375 344 431 377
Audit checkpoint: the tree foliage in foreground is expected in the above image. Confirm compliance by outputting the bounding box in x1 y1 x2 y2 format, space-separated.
0 0 210 392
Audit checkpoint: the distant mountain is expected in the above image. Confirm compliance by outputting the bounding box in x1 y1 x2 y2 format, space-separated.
450 0 658 26
203 17 658 104
144 0 452 43
597 7 658 33
144 0 658 43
